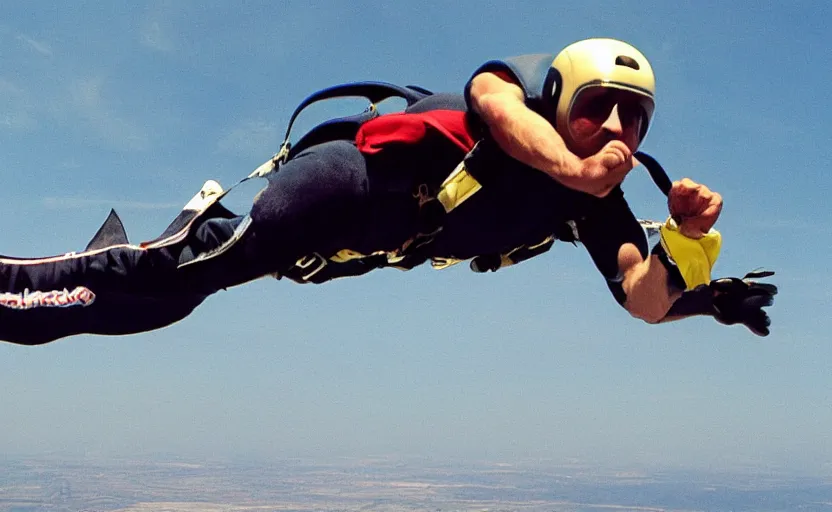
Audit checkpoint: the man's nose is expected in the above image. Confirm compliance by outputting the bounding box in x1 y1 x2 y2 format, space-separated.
601 104 624 136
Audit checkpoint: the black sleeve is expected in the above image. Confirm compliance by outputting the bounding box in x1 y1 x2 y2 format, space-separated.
574 187 649 305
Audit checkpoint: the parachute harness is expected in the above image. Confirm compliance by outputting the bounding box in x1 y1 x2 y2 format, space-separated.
224 82 727 289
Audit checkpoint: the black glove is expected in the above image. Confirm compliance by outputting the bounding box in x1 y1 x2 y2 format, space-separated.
709 270 778 336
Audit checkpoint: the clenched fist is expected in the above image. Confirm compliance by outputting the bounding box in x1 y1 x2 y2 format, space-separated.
668 178 723 239
579 140 636 197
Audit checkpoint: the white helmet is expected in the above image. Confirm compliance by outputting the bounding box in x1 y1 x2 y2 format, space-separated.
547 38 656 150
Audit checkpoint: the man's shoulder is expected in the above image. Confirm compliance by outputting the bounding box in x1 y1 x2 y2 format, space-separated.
463 53 556 103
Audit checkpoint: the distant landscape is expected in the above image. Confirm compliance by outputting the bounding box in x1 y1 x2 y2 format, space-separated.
2 456 831 512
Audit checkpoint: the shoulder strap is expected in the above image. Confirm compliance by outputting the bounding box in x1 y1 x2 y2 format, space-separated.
241 81 433 182
634 151 672 196
282 81 433 141
281 81 433 160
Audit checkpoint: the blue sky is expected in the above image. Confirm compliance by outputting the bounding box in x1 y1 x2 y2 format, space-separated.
1 1 829 471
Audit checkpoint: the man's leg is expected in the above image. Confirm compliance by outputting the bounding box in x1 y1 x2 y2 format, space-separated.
175 139 386 290
0 180 230 345
0 141 377 345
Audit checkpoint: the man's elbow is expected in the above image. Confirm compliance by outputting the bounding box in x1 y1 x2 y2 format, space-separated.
623 300 668 325
621 278 675 324
618 254 678 325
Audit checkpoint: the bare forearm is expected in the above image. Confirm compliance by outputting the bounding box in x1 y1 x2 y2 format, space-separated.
476 92 582 181
468 72 634 198
621 254 683 323
623 255 716 324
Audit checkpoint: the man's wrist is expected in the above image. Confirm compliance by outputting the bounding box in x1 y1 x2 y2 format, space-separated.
672 217 706 239
663 284 715 320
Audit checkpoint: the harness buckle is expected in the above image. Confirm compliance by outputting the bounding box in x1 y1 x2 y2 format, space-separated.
295 253 328 281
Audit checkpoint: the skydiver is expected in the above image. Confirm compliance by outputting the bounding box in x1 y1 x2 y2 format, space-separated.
0 38 777 345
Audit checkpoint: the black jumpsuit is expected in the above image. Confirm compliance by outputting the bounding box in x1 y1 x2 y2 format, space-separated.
0 60 649 345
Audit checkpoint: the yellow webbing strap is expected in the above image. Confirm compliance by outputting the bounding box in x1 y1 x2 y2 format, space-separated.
329 249 371 263
436 161 482 213
318 158 484 276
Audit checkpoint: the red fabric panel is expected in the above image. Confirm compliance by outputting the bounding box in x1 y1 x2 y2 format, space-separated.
355 110 476 154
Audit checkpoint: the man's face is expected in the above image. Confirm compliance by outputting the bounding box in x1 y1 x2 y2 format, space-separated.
566 87 650 157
